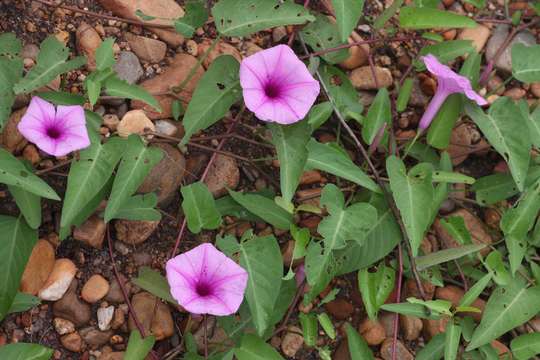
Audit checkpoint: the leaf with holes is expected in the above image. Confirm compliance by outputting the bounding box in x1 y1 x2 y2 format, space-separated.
331 0 365 42
212 0 314 37
0 32 22 56
358 265 395 319
301 15 349 64
174 0 208 38
181 182 222 233
181 55 241 145
318 64 363 118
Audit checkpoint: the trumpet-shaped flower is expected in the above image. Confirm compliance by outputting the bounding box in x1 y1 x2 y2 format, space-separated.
17 97 90 157
419 54 487 130
240 44 320 124
166 243 248 316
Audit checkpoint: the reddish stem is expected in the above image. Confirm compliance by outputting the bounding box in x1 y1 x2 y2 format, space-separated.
391 244 404 360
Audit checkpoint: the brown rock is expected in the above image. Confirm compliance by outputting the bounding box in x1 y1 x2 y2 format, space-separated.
458 25 491 52
73 215 106 249
358 318 386 346
325 298 354 320
333 339 351 360
22 144 40 165
138 143 185 205
491 340 511 356
61 332 83 353
504 87 526 100
434 209 493 255
299 170 322 185
131 53 204 119
447 122 473 165
115 219 159 245
20 239 55 296
129 292 174 340
404 278 435 300
98 0 184 46
53 280 92 327
400 315 423 341
203 154 240 198
281 326 304 358
339 32 369 70
350 66 393 90
380 339 413 360
53 318 76 335
198 40 242 69
105 274 132 303
81 275 110 303
98 352 125 360
531 83 540 98
423 317 449 340
436 285 485 321
79 327 113 348
125 33 167 63
117 110 155 138
1 107 27 153
111 307 125 330
39 259 77 301
76 22 102 71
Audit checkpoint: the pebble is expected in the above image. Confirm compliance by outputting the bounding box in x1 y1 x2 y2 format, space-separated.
531 83 540 98
486 25 536 73
197 40 242 69
117 110 155 138
447 122 473 165
155 119 179 137
53 318 76 335
76 22 102 71
98 352 125 360
203 154 240 198
61 332 83 353
103 114 120 131
38 259 77 301
97 306 115 331
272 26 288 42
21 44 39 60
105 274 132 303
423 318 449 340
81 275 110 303
380 339 413 360
129 292 174 340
324 298 354 320
185 39 198 56
80 327 113 349
125 33 167 63
73 215 106 249
350 66 393 90
405 278 435 300
281 326 304 358
115 219 159 245
400 315 423 341
340 32 369 70
487 75 505 96
458 24 491 52
53 280 92 327
20 239 55 296
0 107 27 153
113 51 144 84
111 307 126 330
503 87 526 100
358 318 386 346
22 144 40 164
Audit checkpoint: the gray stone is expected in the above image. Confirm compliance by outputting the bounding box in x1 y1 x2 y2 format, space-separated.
486 25 536 73
113 51 143 84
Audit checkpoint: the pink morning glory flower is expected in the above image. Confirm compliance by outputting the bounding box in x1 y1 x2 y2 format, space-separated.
17 97 90 157
419 54 487 130
240 44 320 124
166 243 248 316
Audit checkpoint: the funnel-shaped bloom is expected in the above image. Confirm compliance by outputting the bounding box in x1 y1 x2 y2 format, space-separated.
240 44 320 124
17 97 90 157
166 243 248 316
419 54 487 130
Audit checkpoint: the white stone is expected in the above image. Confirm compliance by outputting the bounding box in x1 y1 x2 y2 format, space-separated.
97 306 115 331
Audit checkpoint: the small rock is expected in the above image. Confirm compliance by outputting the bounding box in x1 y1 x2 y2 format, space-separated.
113 51 143 84
99 352 125 360
73 215 106 249
97 306 115 331
204 154 240 198
115 219 159 245
53 280 92 327
504 87 526 100
409 78 430 107
111 307 125 330
22 144 40 165
53 318 76 335
299 170 322 185
117 110 155 138
380 339 413 360
447 122 473 165
198 40 242 69
76 22 102 71
21 44 39 60
324 298 354 320
423 318 449 340
79 327 113 348
105 274 132 303
61 332 83 353
20 239 55 296
486 25 536 73
487 75 505 96
103 114 120 130
400 315 423 341
133 251 152 266
350 66 393 90
531 83 540 98
0 107 27 153
155 119 179 137
81 275 110 303
55 30 70 46
125 33 167 63
340 32 369 70
458 24 491 52
272 26 288 42
138 143 186 205
436 286 485 321
281 326 304 358
39 259 77 301
129 292 174 340
491 340 511 357
358 318 386 345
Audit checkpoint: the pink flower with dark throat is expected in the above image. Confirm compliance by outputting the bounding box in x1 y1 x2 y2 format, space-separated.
419 54 487 130
17 97 90 157
166 243 248 316
240 44 320 124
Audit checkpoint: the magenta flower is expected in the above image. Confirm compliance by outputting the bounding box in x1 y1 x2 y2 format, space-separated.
240 44 320 124
17 97 90 157
166 243 248 316
419 54 487 130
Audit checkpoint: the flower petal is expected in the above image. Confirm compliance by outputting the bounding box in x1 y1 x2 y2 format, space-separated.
17 97 54 146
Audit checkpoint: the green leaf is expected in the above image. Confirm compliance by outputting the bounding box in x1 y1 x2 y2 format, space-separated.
95 38 115 71
124 330 155 360
8 292 40 314
8 185 41 229
13 36 85 94
511 333 540 360
373 0 404 29
304 241 338 303
331 0 365 42
417 244 485 270
345 323 375 360
440 216 472 245
132 266 177 305
0 149 59 200
0 343 53 360
318 64 362 117
444 321 462 360
299 313 317 346
484 250 512 286
104 75 161 111
417 333 445 360
463 0 486 8
306 139 379 193
212 0 315 37
417 41 474 70
467 279 540 350
0 56 23 130
0 216 37 321
400 6 477 29
381 302 439 319
511 43 540 83
317 313 336 339
358 265 395 319
427 95 463 149
35 91 86 105
61 137 125 228
387 156 434 256
181 182 222 233
301 15 349 64
432 170 475 184
460 50 482 88
362 88 391 145
229 190 292 230
235 334 284 360
171 100 184 121
269 121 311 205
465 97 531 191
181 55 241 145
0 32 22 56
174 0 208 38
459 272 492 307
113 194 161 221
526 105 540 149
86 77 101 107
396 78 413 113
307 102 333 130
104 135 163 222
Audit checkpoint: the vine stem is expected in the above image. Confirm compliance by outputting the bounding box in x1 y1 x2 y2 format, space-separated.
298 35 428 301
391 244 404 360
